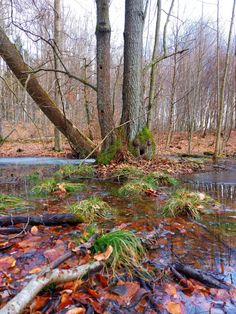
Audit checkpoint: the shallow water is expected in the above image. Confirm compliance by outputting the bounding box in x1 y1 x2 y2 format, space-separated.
0 158 236 311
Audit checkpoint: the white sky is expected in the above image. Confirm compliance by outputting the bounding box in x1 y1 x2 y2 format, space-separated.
65 0 235 47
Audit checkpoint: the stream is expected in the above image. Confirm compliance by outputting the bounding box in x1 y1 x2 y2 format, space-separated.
0 157 236 313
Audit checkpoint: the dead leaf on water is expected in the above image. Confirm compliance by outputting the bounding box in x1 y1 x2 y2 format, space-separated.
0 256 16 270
165 301 182 314
66 308 85 314
94 245 113 261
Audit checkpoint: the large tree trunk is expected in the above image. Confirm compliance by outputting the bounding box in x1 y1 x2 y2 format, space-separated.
53 0 63 151
121 0 145 142
0 26 97 157
96 0 115 151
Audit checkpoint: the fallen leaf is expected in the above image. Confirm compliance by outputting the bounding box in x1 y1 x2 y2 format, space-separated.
31 226 39 235
0 256 16 270
94 245 113 261
66 308 85 314
164 283 177 297
29 266 42 274
165 301 182 314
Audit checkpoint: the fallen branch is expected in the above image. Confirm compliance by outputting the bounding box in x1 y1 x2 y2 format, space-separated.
0 261 103 314
0 213 83 227
172 262 230 290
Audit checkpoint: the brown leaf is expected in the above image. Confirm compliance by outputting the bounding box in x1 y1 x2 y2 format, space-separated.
0 256 16 270
165 301 182 314
66 308 85 314
164 283 177 297
94 245 113 261
31 226 39 235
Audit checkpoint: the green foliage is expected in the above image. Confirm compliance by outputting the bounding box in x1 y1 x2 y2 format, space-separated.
0 194 28 211
32 178 84 195
56 164 95 178
118 174 158 197
25 172 41 183
148 172 179 187
162 189 215 219
69 196 113 223
97 139 122 165
113 165 144 180
93 230 145 274
40 283 57 295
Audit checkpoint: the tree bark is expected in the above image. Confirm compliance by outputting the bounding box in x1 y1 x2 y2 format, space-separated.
147 0 161 129
53 0 63 151
121 0 145 141
0 213 83 227
214 0 236 157
0 261 103 314
96 0 115 150
0 26 97 157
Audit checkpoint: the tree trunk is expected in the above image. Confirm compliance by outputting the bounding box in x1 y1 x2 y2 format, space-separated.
96 0 115 150
147 0 161 129
53 0 63 151
0 26 97 157
214 0 236 157
121 0 145 142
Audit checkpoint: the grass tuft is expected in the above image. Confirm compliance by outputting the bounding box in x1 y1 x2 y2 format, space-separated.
0 194 28 211
56 164 95 178
93 230 145 275
118 175 158 196
162 189 215 219
149 172 179 187
68 196 112 223
32 178 84 195
112 165 144 180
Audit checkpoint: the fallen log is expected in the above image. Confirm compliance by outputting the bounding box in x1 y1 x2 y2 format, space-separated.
172 262 230 291
0 261 103 314
0 227 30 234
0 213 83 227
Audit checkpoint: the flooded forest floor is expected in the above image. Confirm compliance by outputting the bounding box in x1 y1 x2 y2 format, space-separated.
0 154 236 313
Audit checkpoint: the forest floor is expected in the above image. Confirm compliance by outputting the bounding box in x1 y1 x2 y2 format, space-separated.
0 121 235 159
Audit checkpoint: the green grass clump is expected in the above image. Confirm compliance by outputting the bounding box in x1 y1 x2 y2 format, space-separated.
113 165 144 180
93 230 145 274
118 174 158 197
25 172 41 183
32 178 84 195
56 164 95 178
149 172 179 187
162 189 215 219
69 196 112 223
0 194 28 211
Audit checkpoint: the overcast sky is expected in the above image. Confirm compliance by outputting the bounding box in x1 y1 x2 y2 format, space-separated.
65 0 235 47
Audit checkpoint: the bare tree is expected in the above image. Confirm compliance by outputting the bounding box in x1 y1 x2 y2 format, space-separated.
95 0 115 150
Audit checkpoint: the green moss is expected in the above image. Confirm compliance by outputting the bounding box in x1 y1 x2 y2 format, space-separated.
162 189 215 219
97 139 122 165
129 127 156 159
68 196 113 223
0 194 28 211
93 230 145 274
